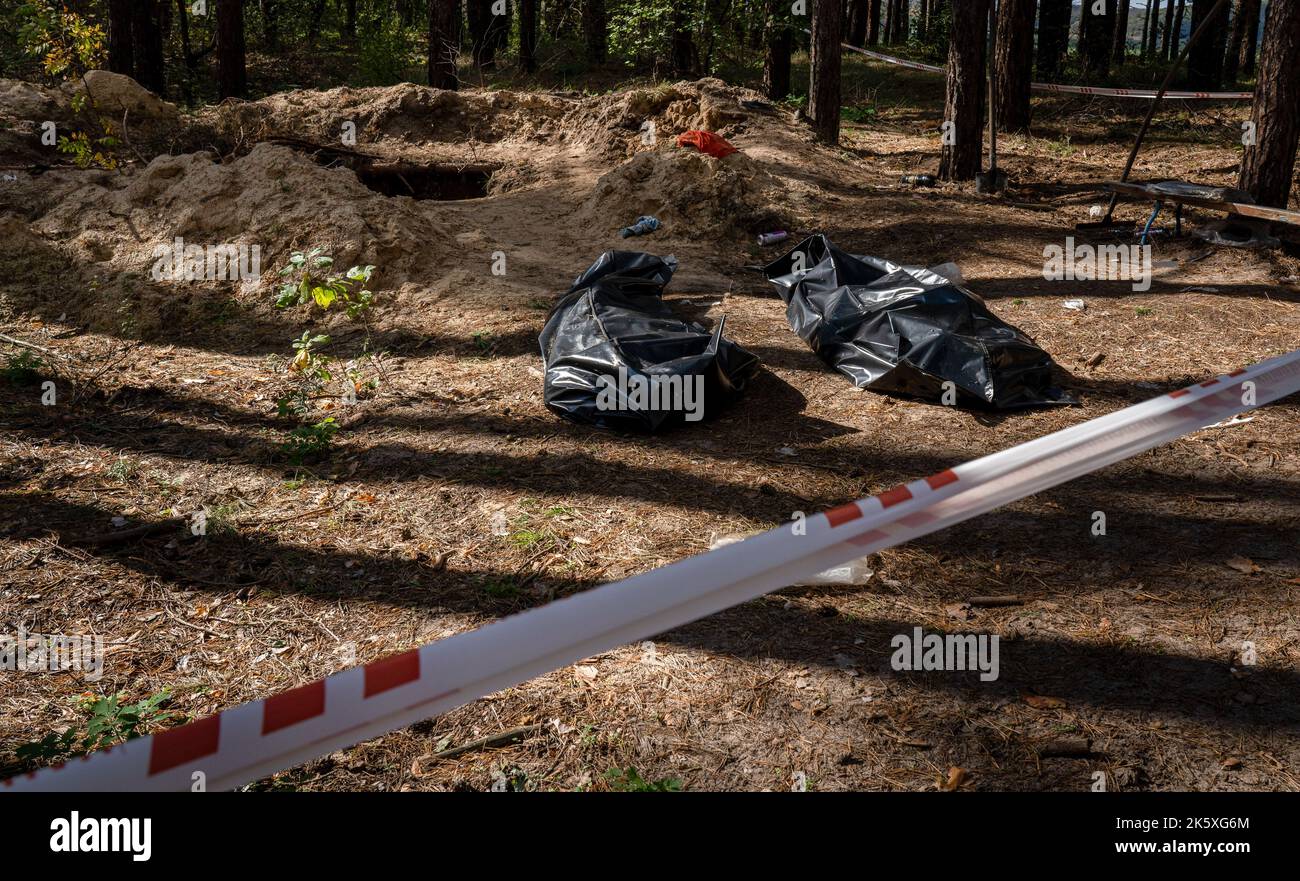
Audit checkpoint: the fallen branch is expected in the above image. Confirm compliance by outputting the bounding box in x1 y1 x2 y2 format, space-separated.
0 332 63 358
419 723 545 766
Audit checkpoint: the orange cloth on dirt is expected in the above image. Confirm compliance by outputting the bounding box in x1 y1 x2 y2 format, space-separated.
675 130 738 158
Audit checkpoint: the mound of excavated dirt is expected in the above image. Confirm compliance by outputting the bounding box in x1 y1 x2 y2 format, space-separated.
0 142 451 341
578 146 788 240
197 83 577 152
0 74 846 339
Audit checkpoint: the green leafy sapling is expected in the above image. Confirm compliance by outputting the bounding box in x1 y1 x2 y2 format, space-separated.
275 248 376 320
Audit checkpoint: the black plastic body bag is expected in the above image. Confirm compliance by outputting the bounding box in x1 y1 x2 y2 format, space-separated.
539 251 761 431
763 235 1072 408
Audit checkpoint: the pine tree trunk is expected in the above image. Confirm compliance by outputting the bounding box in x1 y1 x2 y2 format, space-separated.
428 0 459 88
763 0 792 99
583 0 607 63
108 0 134 77
467 0 495 68
809 0 843 143
261 0 280 51
939 0 989 181
1144 0 1161 57
1113 1 1131 60
520 0 538 71
345 0 358 37
1238 0 1261 75
1224 0 1245 82
891 0 908 43
131 1 166 93
993 0 1033 131
848 0 869 45
671 6 695 74
868 0 882 44
216 0 247 99
1036 0 1070 79
1239 0 1300 207
1081 0 1115 78
1187 0 1229 87
1170 0 1187 58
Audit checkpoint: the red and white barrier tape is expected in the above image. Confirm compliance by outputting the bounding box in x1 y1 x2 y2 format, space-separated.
827 33 1253 100
7 349 1300 791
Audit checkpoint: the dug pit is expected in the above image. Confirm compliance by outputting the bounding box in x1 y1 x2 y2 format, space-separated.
353 162 497 201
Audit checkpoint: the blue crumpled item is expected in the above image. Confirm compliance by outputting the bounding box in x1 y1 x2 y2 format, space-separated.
619 215 661 238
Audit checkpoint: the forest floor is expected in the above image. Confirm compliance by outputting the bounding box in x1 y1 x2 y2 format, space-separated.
2 56 1299 791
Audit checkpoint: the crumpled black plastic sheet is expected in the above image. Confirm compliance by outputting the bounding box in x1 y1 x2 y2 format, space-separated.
539 251 760 431
763 235 1072 408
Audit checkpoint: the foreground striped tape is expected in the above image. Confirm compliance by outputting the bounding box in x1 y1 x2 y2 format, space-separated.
825 33 1253 100
8 350 1300 791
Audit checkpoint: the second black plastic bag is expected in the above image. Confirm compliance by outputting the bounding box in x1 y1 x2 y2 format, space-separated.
764 235 1072 408
539 251 760 431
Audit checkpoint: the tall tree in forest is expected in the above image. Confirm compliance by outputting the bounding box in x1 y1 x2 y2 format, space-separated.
216 0 247 99
868 0 882 44
670 5 695 74
1224 0 1247 81
260 0 280 51
939 0 989 181
763 0 792 99
1036 0 1071 78
107 0 134 77
993 0 1034 131
1239 0 1300 207
520 0 538 72
1143 0 1161 58
1113 1 1132 59
345 0 358 37
1170 0 1187 59
889 0 908 43
808 0 843 143
583 0 607 62
1238 0 1261 74
467 0 495 68
848 0 869 45
1081 0 1116 78
428 0 459 89
1186 0 1230 87
131 1 165 93
1170 0 1180 56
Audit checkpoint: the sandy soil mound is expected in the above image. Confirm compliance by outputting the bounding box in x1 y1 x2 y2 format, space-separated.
578 146 787 240
198 83 577 152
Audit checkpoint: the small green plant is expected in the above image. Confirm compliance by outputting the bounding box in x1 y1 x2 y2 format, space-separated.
471 330 494 355
842 105 877 124
281 418 339 464
1134 306 1154 317
16 689 176 768
604 767 682 792
2 350 44 385
271 249 382 463
106 455 137 482
275 249 375 321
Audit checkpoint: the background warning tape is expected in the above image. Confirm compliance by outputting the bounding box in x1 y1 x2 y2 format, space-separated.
820 32 1253 100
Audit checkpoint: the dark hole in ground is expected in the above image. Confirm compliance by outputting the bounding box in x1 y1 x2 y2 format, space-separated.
354 162 494 200
268 139 498 201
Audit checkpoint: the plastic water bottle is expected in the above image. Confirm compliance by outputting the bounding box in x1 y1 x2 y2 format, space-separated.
901 174 936 187
757 231 789 246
